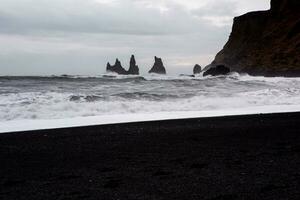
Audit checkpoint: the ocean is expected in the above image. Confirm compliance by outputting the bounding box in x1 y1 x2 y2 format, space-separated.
1 73 300 132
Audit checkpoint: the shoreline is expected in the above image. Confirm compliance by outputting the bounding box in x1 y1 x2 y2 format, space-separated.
1 112 300 199
1 104 300 133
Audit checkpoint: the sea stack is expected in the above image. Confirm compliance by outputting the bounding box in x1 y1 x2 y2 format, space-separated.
106 59 127 75
205 0 300 77
127 55 139 75
106 55 140 75
193 64 202 74
149 56 167 74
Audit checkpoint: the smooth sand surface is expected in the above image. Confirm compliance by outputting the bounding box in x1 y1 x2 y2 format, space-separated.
1 112 300 199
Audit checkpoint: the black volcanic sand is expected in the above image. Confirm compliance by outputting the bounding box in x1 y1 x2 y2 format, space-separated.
1 113 300 200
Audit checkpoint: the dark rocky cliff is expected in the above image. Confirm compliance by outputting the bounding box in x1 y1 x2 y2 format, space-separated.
207 0 300 77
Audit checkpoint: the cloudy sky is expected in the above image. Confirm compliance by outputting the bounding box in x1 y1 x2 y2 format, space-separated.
0 0 270 76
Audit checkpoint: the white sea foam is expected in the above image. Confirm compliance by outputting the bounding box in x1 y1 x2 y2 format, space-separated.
1 105 300 133
1 73 300 133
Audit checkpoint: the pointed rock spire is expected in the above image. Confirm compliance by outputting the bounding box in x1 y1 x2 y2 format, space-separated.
148 56 166 74
127 55 139 75
106 58 127 75
106 56 140 75
106 62 112 71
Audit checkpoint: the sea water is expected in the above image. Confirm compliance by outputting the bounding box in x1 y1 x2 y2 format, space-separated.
1 73 300 132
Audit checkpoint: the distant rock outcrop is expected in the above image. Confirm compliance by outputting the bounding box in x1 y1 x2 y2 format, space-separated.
203 65 230 77
180 74 195 78
127 55 139 75
193 64 202 74
206 0 300 77
106 59 127 75
106 55 140 75
149 56 166 74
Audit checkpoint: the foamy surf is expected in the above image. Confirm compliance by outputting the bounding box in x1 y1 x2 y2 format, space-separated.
1 105 300 133
1 73 300 133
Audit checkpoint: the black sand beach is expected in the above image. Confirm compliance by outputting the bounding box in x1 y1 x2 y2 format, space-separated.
1 112 300 200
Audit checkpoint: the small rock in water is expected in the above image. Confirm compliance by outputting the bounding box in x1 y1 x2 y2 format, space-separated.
69 95 81 101
84 95 102 102
180 74 195 77
193 64 202 74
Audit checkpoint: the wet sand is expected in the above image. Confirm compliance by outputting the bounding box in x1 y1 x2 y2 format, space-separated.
1 112 300 199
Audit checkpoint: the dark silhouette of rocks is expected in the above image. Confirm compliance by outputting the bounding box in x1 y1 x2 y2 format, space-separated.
180 74 195 78
127 55 139 75
149 56 166 74
193 64 202 74
106 59 127 75
206 0 300 77
203 65 230 77
106 56 140 75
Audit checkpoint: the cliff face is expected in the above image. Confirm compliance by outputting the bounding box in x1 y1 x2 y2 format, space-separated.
208 0 300 77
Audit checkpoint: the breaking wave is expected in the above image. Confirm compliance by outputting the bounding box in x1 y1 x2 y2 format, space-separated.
1 73 300 122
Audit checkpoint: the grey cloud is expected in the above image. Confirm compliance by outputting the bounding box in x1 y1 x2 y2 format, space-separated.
0 0 269 76
0 0 232 36
191 0 238 17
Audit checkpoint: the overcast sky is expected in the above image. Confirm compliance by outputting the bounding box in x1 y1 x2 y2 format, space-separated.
0 0 270 76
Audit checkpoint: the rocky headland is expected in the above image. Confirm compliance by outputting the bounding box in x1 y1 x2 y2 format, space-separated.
206 0 300 77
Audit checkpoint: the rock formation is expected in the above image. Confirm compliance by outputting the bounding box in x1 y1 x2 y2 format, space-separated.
149 56 167 74
203 65 230 77
180 74 195 78
106 55 140 75
206 0 300 77
106 59 127 75
193 64 202 74
127 55 139 75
